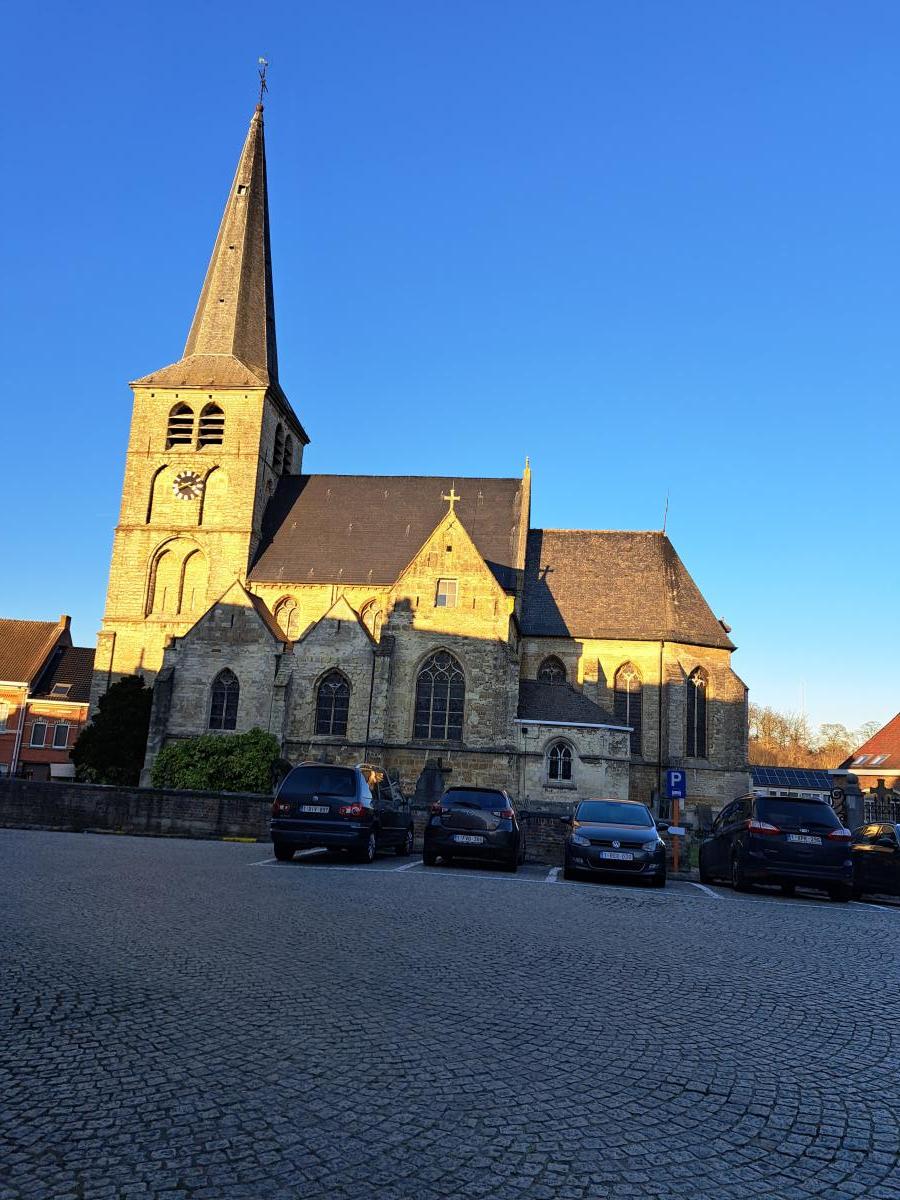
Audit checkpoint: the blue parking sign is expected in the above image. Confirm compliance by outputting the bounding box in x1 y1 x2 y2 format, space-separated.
665 770 686 800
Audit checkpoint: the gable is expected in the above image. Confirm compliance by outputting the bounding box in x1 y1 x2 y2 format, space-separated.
181 580 285 646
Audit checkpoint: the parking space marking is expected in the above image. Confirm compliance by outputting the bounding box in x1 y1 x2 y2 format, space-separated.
689 882 721 900
393 860 422 871
545 866 560 883
248 857 276 867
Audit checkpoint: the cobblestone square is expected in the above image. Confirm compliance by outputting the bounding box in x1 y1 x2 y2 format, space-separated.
2 831 899 1199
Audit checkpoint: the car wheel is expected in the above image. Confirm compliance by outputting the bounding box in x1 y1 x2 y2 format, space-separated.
563 866 579 881
780 882 796 896
396 826 414 857
356 833 377 864
273 842 294 862
423 848 437 867
441 854 454 866
828 884 851 903
502 856 518 873
698 855 713 884
651 871 667 888
852 884 863 901
518 840 526 865
731 855 751 892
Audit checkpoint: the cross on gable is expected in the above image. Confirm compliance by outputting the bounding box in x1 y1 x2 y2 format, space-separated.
441 486 461 514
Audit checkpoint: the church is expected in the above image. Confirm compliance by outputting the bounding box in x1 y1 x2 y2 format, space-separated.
92 102 750 818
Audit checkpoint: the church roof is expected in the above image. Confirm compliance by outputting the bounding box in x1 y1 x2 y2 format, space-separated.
249 474 526 591
517 680 625 728
522 530 735 650
131 106 306 438
0 616 71 686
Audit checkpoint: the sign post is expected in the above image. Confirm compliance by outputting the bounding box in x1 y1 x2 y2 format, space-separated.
664 770 687 873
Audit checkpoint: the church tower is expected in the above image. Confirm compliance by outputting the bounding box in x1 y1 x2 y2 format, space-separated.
91 103 307 705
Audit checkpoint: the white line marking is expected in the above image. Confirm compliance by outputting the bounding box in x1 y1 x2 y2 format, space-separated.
689 882 721 900
248 858 276 867
393 860 422 871
545 867 561 883
855 900 895 912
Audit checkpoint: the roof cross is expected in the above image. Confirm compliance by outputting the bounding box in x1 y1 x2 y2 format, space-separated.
441 485 461 514
258 57 269 107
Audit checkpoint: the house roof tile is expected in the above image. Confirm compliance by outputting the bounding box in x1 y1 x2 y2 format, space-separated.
0 618 70 686
31 645 95 704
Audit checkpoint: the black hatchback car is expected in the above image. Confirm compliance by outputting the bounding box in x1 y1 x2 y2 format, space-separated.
699 793 852 899
851 822 900 899
423 787 525 871
270 763 414 863
563 798 668 886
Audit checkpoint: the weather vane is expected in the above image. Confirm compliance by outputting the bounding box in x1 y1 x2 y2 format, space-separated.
258 57 269 106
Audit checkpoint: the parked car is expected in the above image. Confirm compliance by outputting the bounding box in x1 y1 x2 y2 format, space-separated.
698 793 852 900
270 762 414 863
423 786 525 872
851 823 900 899
563 798 668 886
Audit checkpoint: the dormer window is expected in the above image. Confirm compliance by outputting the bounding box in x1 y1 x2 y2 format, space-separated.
50 684 71 699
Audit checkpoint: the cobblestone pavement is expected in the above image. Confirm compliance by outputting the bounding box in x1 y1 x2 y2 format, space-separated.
2 831 900 1200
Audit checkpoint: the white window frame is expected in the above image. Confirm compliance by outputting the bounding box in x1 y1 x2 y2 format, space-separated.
52 724 70 750
30 722 47 748
0 700 8 732
435 578 458 608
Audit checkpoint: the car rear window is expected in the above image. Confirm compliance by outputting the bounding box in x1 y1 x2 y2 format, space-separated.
755 798 840 830
442 789 507 810
280 766 357 798
576 800 653 827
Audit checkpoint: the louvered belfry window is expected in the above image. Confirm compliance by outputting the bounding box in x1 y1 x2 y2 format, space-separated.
273 424 285 473
166 403 194 448
614 663 643 755
414 651 465 741
686 667 708 758
198 403 225 447
209 669 239 731
315 671 351 736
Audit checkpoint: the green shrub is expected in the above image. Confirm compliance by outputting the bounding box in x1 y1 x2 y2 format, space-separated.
150 728 280 793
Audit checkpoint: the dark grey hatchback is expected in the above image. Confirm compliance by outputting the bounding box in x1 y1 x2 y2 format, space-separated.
563 798 668 886
423 787 525 872
270 763 414 863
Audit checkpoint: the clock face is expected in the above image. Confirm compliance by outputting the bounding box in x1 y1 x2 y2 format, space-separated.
172 470 204 501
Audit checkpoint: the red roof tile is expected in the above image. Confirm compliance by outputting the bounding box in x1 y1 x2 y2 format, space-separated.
0 617 70 686
842 712 900 774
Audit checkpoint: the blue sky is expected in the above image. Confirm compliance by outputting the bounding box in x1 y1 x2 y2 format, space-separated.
3 1 897 731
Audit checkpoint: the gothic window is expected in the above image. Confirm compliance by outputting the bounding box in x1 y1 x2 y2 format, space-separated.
273 424 285 474
274 597 300 639
537 656 566 685
209 669 239 731
282 434 294 476
614 663 643 755
435 578 458 608
315 670 351 736
198 403 225 447
686 667 708 758
547 740 573 782
414 651 465 741
166 404 194 449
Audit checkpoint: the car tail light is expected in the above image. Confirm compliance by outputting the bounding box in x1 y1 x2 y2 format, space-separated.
272 799 291 816
430 802 446 815
492 809 515 819
339 803 364 818
827 827 851 840
747 818 780 835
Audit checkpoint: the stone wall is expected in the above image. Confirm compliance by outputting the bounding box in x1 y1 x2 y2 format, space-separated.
0 778 270 841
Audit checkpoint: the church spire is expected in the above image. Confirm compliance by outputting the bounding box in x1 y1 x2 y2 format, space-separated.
134 104 281 389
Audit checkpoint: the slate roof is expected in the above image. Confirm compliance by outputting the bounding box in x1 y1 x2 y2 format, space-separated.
751 766 833 791
521 530 735 650
0 617 69 686
517 680 626 728
841 712 900 775
249 475 526 591
32 646 95 704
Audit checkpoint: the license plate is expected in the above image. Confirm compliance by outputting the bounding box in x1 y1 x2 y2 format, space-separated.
300 805 330 814
787 834 821 845
599 850 633 861
452 834 484 845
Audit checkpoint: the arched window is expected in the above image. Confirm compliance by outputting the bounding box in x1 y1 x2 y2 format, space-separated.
282 434 294 476
315 670 351 736
198 403 225 447
686 667 708 758
413 651 465 741
272 424 285 474
209 669 239 731
360 600 383 640
614 663 643 755
547 740 573 782
537 656 566 685
166 404 194 449
274 597 300 639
